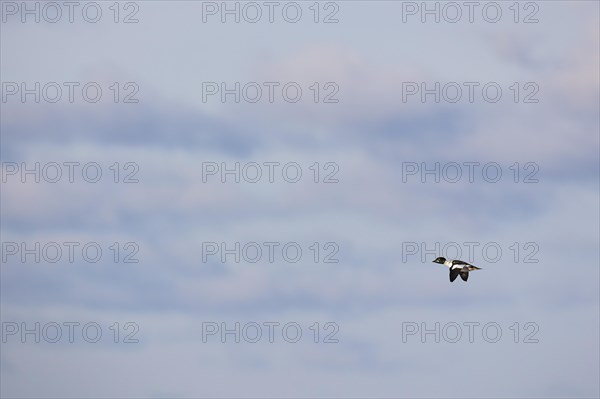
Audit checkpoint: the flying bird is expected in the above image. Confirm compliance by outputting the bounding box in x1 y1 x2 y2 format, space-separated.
433 257 482 282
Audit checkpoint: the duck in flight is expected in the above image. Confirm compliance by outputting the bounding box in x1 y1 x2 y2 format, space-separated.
433 257 482 282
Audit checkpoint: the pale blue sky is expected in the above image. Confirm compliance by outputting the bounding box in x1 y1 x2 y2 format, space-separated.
1 1 599 397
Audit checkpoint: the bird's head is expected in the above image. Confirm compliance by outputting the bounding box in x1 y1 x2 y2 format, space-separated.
432 257 446 264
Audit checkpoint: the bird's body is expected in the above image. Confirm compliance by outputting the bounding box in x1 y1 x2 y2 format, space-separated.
432 257 482 282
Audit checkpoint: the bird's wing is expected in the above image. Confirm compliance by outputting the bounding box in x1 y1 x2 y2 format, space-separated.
451 259 471 266
450 268 460 282
460 272 469 282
